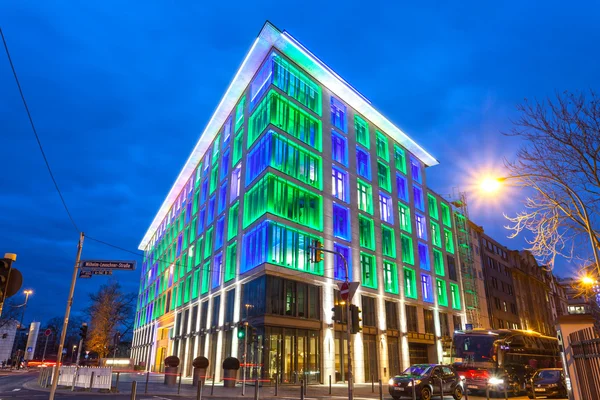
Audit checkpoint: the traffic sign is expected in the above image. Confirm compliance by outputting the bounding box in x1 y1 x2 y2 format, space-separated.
337 281 359 302
79 260 136 271
79 270 92 279
27 347 32 353
44 329 52 337
62 348 67 354
339 282 349 300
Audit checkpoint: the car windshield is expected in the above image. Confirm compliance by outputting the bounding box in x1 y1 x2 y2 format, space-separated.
402 365 432 376
453 335 496 363
535 370 560 380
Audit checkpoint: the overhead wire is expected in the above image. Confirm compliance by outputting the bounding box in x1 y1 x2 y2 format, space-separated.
1 27 80 233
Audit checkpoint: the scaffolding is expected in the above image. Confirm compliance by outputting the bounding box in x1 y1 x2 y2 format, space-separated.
451 192 481 328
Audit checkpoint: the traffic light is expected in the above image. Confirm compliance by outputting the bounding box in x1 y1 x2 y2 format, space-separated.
314 240 324 262
331 304 343 323
0 258 13 300
350 304 362 335
237 322 247 340
79 323 88 340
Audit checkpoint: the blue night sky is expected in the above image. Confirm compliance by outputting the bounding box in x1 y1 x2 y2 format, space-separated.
1 1 599 324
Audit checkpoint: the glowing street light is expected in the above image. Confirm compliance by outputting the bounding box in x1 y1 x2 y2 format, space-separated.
480 177 503 193
581 275 596 286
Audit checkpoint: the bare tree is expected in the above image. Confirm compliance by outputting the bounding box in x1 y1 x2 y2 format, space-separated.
86 281 136 358
504 90 600 271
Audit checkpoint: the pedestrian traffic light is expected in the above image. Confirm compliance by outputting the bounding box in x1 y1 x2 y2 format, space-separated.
79 323 88 340
331 304 343 323
350 304 362 335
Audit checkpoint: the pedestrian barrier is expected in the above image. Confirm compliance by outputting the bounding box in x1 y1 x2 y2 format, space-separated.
51 366 113 390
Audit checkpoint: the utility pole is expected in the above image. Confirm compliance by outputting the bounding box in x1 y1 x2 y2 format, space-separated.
49 232 84 400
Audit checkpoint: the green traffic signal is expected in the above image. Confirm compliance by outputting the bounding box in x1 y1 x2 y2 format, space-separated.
237 328 245 339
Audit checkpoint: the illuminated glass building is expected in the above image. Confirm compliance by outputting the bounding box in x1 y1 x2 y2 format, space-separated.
131 22 465 383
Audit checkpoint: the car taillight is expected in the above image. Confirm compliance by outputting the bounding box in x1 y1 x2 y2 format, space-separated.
463 369 489 380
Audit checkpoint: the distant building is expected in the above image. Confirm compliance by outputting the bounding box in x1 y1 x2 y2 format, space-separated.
559 277 600 332
0 320 17 363
466 221 491 329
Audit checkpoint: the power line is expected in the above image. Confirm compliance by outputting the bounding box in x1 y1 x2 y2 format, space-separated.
0 27 79 232
86 236 144 257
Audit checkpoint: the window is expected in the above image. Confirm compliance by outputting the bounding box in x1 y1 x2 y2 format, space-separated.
204 227 213 259
377 161 391 192
433 249 444 276
394 145 406 174
376 132 389 161
220 150 230 181
510 303 517 314
222 117 232 145
232 131 243 165
332 167 349 203
218 182 227 214
362 296 376 326
359 215 375 250
424 309 435 334
431 221 442 247
503 301 508 313
244 173 322 230
357 179 373 214
197 207 206 236
235 96 245 132
427 194 438 219
333 203 351 241
379 192 393 224
401 234 414 265
215 217 225 250
418 242 430 271
441 203 451 227
398 203 411 233
200 179 209 204
212 135 221 163
404 267 417 299
448 283 461 310
396 174 408 202
405 305 418 332
331 131 348 166
331 97 347 132
385 301 399 329
212 253 223 289
225 242 237 282
382 225 396 258
230 164 241 202
360 252 377 289
355 115 369 148
444 229 455 254
201 261 210 295
383 261 398 294
356 147 371 180
210 167 219 194
413 185 424 211
249 90 321 150
415 213 427 240
439 313 450 337
207 196 216 225
453 315 462 331
436 279 448 307
333 243 352 281
421 274 433 303
211 295 221 327
410 156 421 183
228 202 239 241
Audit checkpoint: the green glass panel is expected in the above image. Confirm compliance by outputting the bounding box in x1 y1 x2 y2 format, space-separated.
266 132 322 190
192 269 200 299
441 203 452 227
437 278 448 307
404 267 417 299
354 115 369 149
382 225 396 258
433 248 445 276
201 261 210 295
271 54 322 115
444 229 455 254
431 221 442 247
358 215 375 250
195 236 203 265
357 179 373 214
184 275 191 303
212 134 221 163
428 194 439 220
204 227 213 259
398 202 412 233
233 131 243 165
383 260 398 294
210 168 218 194
376 131 389 161
266 221 324 276
225 242 237 282
228 202 239 240
401 234 414 265
235 96 246 132
377 162 391 192
450 283 461 309
360 252 377 289
394 145 406 174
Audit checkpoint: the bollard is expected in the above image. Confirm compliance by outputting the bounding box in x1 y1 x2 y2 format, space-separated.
439 377 444 399
145 371 149 394
504 374 508 400
486 383 491 400
329 375 332 395
89 371 96 392
378 379 383 400
114 371 121 393
211 368 216 395
130 380 137 400
275 373 279 396
178 372 182 394
254 378 259 400
71 368 78 391
197 381 203 400
300 379 304 400
411 378 416 400
372 374 375 392
304 376 307 395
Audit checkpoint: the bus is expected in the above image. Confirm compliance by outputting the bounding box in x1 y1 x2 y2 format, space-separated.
451 329 561 395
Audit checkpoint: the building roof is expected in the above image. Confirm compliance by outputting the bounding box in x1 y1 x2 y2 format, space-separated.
139 21 439 250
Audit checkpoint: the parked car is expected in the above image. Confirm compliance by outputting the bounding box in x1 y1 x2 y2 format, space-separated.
389 364 464 400
526 368 567 399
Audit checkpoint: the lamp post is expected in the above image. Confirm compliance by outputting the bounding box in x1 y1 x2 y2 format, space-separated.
18 290 32 331
481 174 600 273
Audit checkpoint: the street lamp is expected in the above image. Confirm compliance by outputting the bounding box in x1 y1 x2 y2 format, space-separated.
479 174 600 273
18 290 32 330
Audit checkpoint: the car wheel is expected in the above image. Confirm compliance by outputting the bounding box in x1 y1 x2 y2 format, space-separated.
527 395 534 399
421 386 432 400
453 385 463 400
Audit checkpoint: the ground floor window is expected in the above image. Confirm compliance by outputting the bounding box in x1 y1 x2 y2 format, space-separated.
387 337 401 377
334 331 349 383
363 334 379 381
408 343 429 365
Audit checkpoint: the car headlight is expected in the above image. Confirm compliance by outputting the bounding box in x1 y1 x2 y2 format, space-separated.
548 383 558 388
388 379 395 385
407 379 421 386
488 377 504 385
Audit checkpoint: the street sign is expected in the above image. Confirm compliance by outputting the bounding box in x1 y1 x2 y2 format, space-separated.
79 260 136 271
339 282 349 300
337 281 359 301
44 329 51 337
26 347 32 353
79 270 92 279
62 349 67 354
465 323 473 331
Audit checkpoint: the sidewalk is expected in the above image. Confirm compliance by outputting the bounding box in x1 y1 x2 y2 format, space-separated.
25 371 461 399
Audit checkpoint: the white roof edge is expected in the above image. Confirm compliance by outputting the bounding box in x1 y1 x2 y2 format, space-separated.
138 21 438 250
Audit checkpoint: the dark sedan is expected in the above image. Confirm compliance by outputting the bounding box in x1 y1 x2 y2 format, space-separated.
389 364 464 400
526 368 568 399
